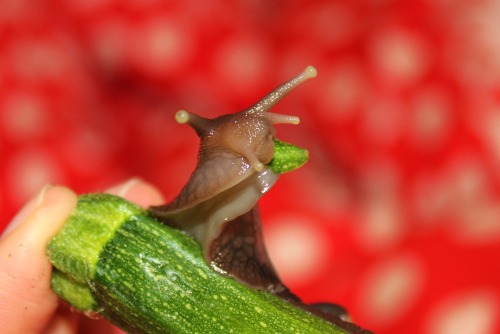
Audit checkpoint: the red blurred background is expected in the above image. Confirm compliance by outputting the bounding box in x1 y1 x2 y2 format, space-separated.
1 1 500 333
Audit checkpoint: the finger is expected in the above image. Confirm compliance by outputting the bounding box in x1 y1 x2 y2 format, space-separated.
77 315 123 334
1 185 51 238
0 185 78 334
105 177 165 207
42 303 79 334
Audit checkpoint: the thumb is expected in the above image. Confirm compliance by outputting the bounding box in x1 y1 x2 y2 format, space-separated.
0 185 77 334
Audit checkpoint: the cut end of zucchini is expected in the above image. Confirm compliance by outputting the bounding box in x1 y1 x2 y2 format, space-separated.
51 268 98 311
47 194 144 283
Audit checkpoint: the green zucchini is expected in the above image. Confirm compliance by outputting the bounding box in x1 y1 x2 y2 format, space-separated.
46 66 372 333
47 193 350 334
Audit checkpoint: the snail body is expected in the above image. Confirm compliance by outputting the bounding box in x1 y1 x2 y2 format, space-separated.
149 66 316 291
148 67 369 332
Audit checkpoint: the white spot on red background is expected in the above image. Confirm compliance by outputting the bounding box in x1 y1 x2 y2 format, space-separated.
212 35 271 96
7 39 70 82
444 0 500 87
425 290 499 334
356 159 406 251
296 2 360 48
129 17 195 77
265 215 331 287
369 28 431 85
317 60 367 122
6 148 66 206
410 154 500 243
475 108 500 171
409 85 453 151
88 17 130 70
357 253 425 325
1 93 48 141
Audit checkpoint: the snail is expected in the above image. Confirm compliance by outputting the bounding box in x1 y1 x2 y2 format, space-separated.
149 66 371 334
149 66 316 292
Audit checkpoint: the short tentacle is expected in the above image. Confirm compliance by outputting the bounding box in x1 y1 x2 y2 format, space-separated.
264 112 300 125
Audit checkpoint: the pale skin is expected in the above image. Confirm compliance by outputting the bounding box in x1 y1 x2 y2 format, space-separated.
0 179 165 334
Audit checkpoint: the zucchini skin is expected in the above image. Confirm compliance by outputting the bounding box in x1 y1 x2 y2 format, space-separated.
48 194 349 334
268 140 309 174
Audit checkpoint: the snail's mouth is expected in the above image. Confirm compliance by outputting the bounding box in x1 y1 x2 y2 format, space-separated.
147 139 308 265
171 166 279 250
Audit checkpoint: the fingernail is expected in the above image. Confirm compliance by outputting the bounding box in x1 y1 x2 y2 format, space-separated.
2 184 52 238
116 178 142 197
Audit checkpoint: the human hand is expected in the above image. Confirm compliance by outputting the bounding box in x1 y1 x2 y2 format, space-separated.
0 179 165 334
